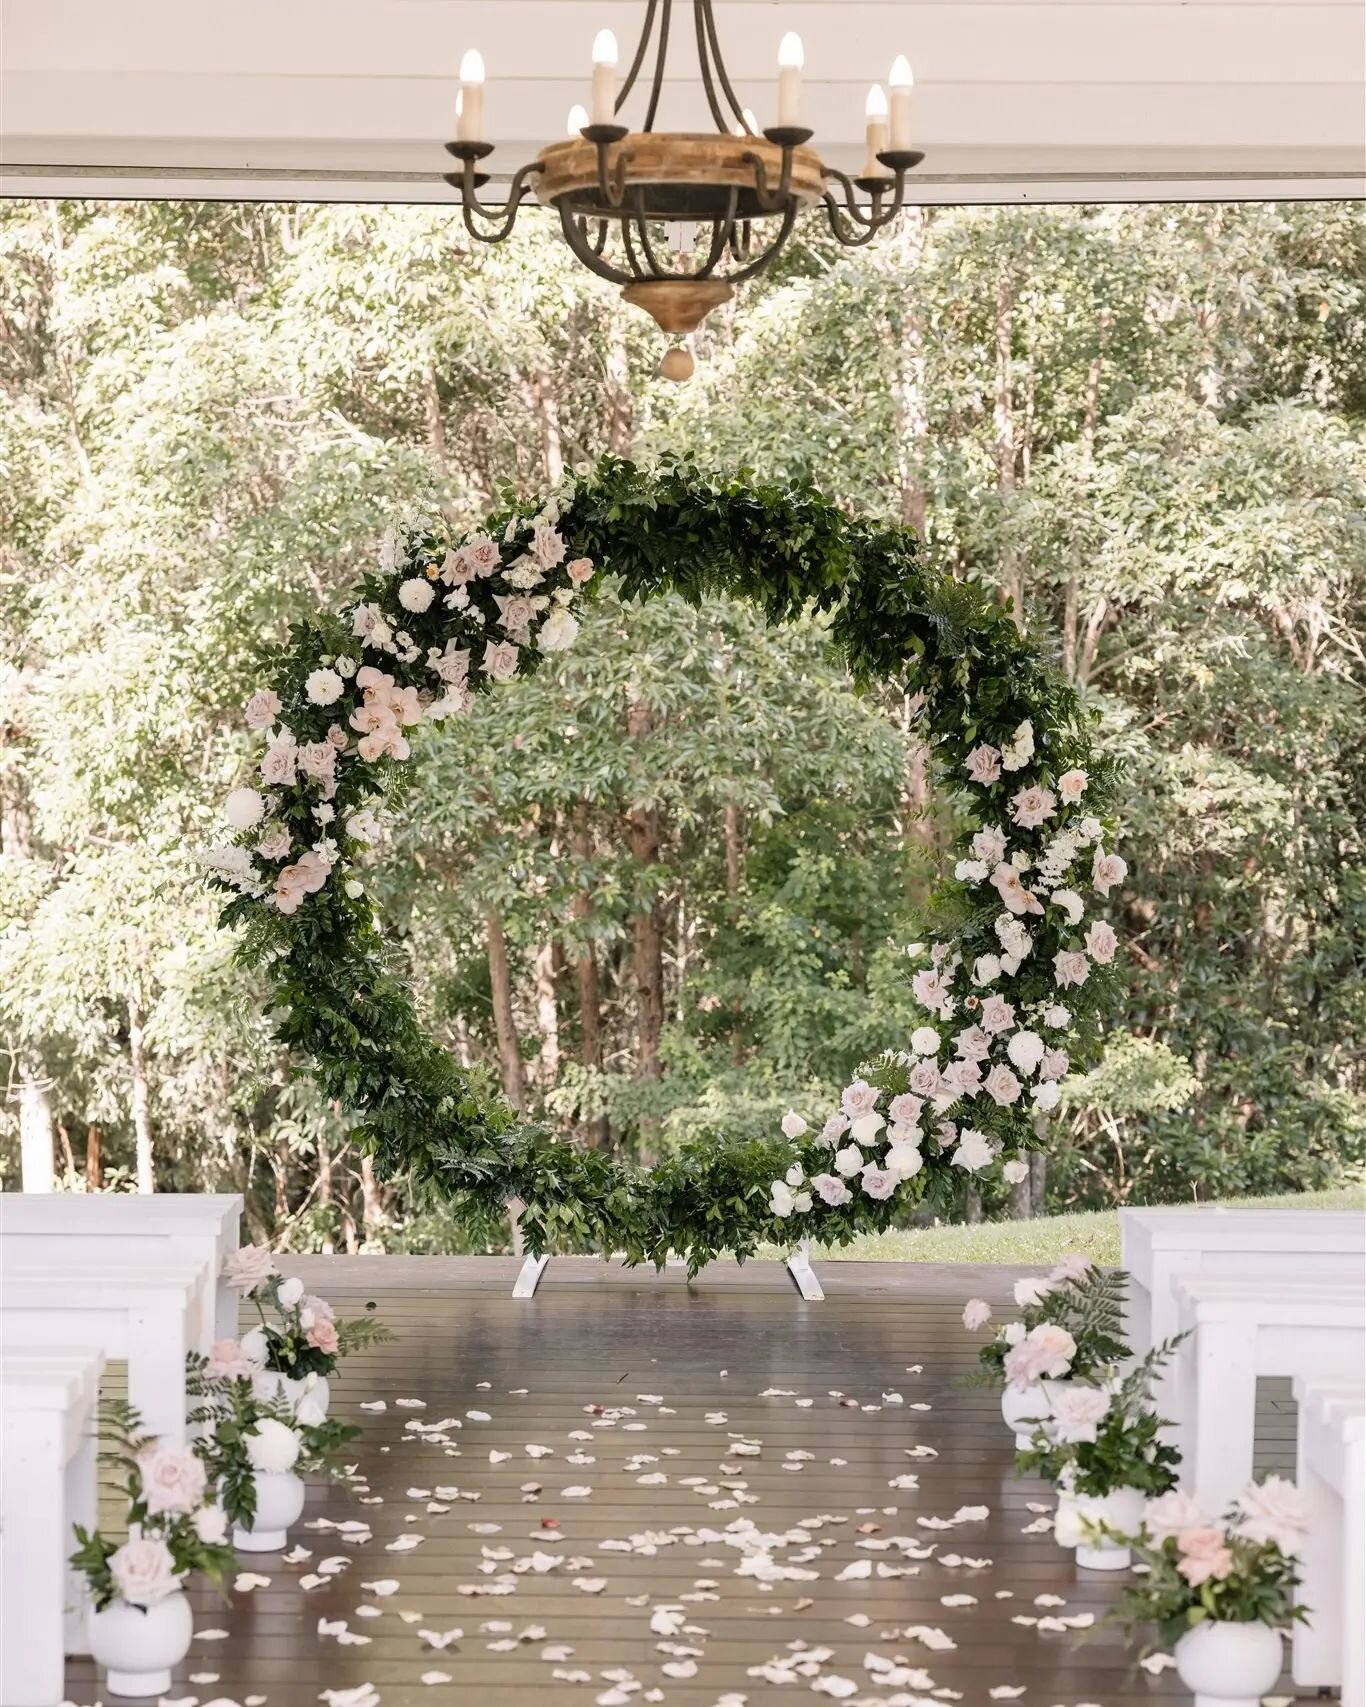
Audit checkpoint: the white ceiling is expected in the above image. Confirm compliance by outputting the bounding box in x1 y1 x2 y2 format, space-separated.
2 0 1363 205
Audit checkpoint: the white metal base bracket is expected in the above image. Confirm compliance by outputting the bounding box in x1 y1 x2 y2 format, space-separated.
510 1246 824 1300
511 1252 550 1298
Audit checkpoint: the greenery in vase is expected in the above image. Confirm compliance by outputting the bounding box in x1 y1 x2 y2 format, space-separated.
963 1256 1129 1387
187 1355 360 1529
69 1400 235 1612
1015 1339 1183 1496
1108 1478 1310 1648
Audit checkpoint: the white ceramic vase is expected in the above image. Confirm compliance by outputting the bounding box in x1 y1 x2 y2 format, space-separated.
255 1369 331 1417
232 1469 306 1552
1072 1484 1146 1570
88 1591 193 1697
1174 1620 1285 1707
1001 1380 1055 1449
1053 1488 1083 1549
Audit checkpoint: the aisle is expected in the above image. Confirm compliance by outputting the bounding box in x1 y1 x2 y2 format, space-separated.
62 1257 1280 1706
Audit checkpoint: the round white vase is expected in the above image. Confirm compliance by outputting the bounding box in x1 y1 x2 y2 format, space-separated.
255 1369 331 1417
1001 1380 1055 1449
88 1591 193 1697
1053 1488 1083 1549
233 1469 306 1551
1174 1620 1284 1707
1073 1485 1146 1570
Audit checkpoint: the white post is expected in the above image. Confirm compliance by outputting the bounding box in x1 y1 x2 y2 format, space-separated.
786 1239 825 1301
512 1253 550 1298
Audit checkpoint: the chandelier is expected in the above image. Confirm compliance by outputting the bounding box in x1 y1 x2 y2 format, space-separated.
444 0 923 368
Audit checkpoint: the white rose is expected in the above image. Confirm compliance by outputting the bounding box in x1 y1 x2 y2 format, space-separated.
910 1027 941 1055
344 880 364 899
886 1143 924 1177
277 1276 304 1307
110 1535 181 1607
240 1326 269 1365
537 606 581 653
971 955 1002 986
1051 888 1085 926
849 1111 885 1144
225 787 265 830
136 1441 207 1515
792 1191 813 1213
780 1111 808 1140
193 1504 229 1545
398 576 435 613
295 1395 327 1427
785 1163 805 1188
334 655 357 678
1044 1005 1071 1028
769 1180 795 1219
1002 1158 1030 1185
834 1144 864 1179
245 1417 302 1474
1032 1079 1063 1112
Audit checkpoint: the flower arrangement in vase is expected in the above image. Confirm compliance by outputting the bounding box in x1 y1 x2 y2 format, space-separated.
188 1354 359 1552
961 1255 1130 1446
1015 1340 1183 1570
69 1402 235 1698
219 1241 390 1417
1106 1479 1309 1707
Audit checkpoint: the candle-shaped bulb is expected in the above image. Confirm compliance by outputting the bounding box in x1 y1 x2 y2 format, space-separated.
741 106 759 134
457 49 486 140
590 27 619 123
568 103 589 135
866 83 888 119
592 28 619 67
863 84 890 176
777 31 804 126
778 32 804 69
887 56 914 150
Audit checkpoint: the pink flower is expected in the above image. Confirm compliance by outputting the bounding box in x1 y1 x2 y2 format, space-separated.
531 525 566 569
821 1111 851 1144
943 1058 983 1094
460 534 502 578
567 557 595 586
307 1316 340 1355
983 1063 1023 1106
1176 1527 1236 1586
1049 1252 1092 1284
954 1025 991 1062
136 1440 207 1515
222 1243 277 1294
979 995 1016 1035
1003 1323 1077 1387
206 1337 259 1378
273 849 331 915
1142 1489 1206 1543
834 1143 865 1178
1053 950 1090 989
1092 848 1128 896
256 824 292 862
861 1166 898 1201
244 688 282 730
965 744 1002 785
297 740 337 784
1231 1476 1312 1554
439 546 476 585
841 1080 880 1119
1084 920 1117 964
1009 785 1057 830
301 1293 335 1324
1058 768 1089 804
907 1059 942 1098
109 1535 181 1607
962 1298 991 1332
1044 1384 1110 1444
812 1172 851 1207
1039 1047 1069 1081
483 640 520 683
888 1092 924 1126
991 862 1043 916
911 968 948 1010
972 826 1007 865
951 1128 995 1172
495 593 539 641
260 740 297 786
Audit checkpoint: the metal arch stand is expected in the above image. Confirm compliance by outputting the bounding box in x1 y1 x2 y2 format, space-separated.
511 1241 823 1301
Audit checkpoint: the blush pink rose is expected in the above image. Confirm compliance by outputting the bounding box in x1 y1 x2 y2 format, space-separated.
244 688 281 730
1176 1526 1236 1586
1009 785 1057 830
979 995 1016 1035
1092 849 1128 896
991 862 1043 916
1058 768 1089 804
888 1092 923 1126
273 849 331 915
136 1440 207 1515
840 1080 880 1119
1084 920 1118 964
567 557 595 585
1003 1323 1077 1387
965 744 1003 785
983 1063 1023 1106
222 1243 277 1294
306 1316 340 1354
1053 950 1090 989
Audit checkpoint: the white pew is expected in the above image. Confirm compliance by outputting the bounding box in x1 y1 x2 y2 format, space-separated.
1172 1272 1366 1513
0 1256 207 1438
1 1350 104 1705
1120 1205 1365 1355
1293 1374 1366 1707
0 1192 242 1341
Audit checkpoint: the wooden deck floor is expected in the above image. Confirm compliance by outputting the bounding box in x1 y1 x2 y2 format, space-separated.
63 1257 1298 1707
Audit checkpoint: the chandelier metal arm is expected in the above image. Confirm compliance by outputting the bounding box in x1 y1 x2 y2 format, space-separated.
741 146 795 214
559 206 634 284
617 0 660 111
695 0 748 134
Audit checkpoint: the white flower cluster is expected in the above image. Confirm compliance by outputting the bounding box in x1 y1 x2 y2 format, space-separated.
206 503 595 918
768 721 1124 1220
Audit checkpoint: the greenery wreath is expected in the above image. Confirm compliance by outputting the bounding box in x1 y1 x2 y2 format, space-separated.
205 457 1123 1272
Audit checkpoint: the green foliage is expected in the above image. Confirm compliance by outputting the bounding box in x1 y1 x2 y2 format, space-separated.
1015 1339 1184 1496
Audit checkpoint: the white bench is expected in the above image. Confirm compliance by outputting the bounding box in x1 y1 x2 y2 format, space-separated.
1293 1374 1365 1707
1120 1206 1365 1354
0 1256 208 1438
1 1350 104 1705
0 1192 243 1340
1172 1272 1366 1513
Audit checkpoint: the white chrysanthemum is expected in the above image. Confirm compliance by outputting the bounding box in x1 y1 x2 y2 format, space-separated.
398 577 435 613
306 668 344 706
225 787 265 830
245 1417 302 1474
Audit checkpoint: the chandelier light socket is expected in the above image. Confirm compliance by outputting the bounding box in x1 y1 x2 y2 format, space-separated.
762 125 814 150
877 149 925 173
581 122 629 145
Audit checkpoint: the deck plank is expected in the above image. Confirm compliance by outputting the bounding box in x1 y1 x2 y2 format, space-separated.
62 1257 1297 1705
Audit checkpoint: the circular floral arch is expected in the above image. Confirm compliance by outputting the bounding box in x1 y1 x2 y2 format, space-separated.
207 458 1124 1272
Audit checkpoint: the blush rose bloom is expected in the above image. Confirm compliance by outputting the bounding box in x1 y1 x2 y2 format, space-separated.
888 1092 923 1126
954 1025 991 1061
1084 920 1118 964
567 556 595 585
1044 1383 1111 1444
1176 1526 1236 1586
1231 1476 1311 1554
244 688 282 730
1142 1489 1206 1543
1053 950 1090 989
1003 1323 1077 1387
965 744 1002 785
110 1535 182 1607
260 740 298 786
861 1166 898 1201
1057 768 1089 803
1092 848 1128 896
273 849 331 915
907 1060 942 1098
531 524 567 569
812 1172 851 1207
483 640 520 683
307 1316 340 1355
979 995 1016 1035
840 1080 880 1120
962 1298 992 1332
972 826 1008 864
222 1243 277 1294
1009 785 1057 830
1002 1158 1030 1185
136 1440 208 1514
911 968 948 1010
206 1337 260 1379
461 535 502 577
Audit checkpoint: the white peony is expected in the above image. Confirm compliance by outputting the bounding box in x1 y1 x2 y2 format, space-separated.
306 668 344 706
780 1111 808 1140
193 1504 229 1545
833 1143 864 1179
952 1129 996 1173
1031 1079 1063 1112
910 1026 941 1055
538 606 581 652
398 576 435 613
1006 1030 1046 1075
110 1535 181 1607
849 1110 885 1144
225 787 265 830
277 1276 304 1307
1045 1382 1111 1445
245 1416 302 1474
886 1142 924 1177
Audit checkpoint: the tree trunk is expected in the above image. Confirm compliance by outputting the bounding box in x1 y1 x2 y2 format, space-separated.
533 942 560 1087
568 804 609 1147
605 320 634 455
993 271 1023 625
486 908 527 1110
521 368 565 485
722 802 744 898
360 1154 384 1242
625 702 665 1084
85 1123 102 1192
317 1133 335 1253
18 1065 54 1193
127 994 154 1194
964 1186 983 1224
422 362 449 476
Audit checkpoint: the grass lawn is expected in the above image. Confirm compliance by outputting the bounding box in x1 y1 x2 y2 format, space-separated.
803 1184 1366 1267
